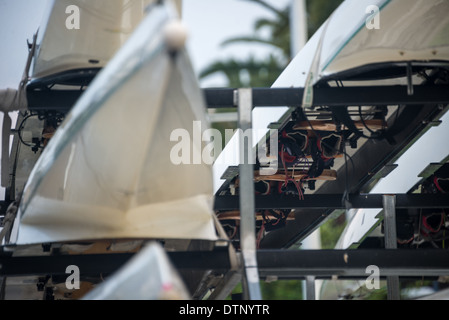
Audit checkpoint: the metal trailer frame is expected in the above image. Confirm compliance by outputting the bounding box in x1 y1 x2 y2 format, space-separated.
2 85 449 300
203 86 449 300
1 202 449 300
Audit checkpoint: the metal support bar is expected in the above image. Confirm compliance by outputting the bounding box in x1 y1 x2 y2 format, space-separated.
256 249 449 279
236 88 262 300
0 276 5 300
0 253 135 276
1 249 448 278
383 194 400 300
27 85 449 113
406 62 414 96
27 90 86 113
305 276 316 300
214 193 449 211
204 85 449 108
205 87 305 108
383 195 397 249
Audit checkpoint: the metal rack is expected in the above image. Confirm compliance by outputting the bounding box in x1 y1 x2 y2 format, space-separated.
204 86 449 300
1 86 449 300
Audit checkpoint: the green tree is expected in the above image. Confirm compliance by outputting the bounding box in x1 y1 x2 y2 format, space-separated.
306 0 343 37
200 0 289 88
199 0 344 87
200 55 284 88
221 0 291 63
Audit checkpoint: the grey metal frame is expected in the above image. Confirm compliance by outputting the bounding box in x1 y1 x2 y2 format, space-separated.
2 86 448 300
236 88 262 300
383 195 400 300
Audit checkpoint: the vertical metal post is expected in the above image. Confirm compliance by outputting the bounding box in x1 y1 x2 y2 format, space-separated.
236 88 262 300
383 194 400 300
0 276 5 300
290 0 308 56
305 276 316 300
406 62 414 96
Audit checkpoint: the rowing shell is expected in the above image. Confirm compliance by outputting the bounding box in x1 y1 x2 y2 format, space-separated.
13 1 218 245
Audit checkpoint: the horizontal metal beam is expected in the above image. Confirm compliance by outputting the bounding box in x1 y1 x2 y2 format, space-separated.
257 249 449 278
26 85 449 112
0 253 134 277
27 90 84 112
315 85 449 107
214 194 449 211
204 88 304 108
0 250 232 277
1 249 448 279
204 85 449 108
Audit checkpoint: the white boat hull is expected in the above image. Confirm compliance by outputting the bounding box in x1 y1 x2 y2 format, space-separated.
13 1 218 245
32 0 155 79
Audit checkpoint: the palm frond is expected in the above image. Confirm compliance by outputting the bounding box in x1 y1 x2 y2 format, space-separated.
199 56 284 87
244 0 286 18
254 18 278 32
221 36 279 48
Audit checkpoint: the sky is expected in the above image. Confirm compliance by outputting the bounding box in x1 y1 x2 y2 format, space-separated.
0 0 48 88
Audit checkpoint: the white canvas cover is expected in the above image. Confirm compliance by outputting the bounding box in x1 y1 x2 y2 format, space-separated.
14 1 218 244
82 242 190 300
317 0 449 78
32 0 155 79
